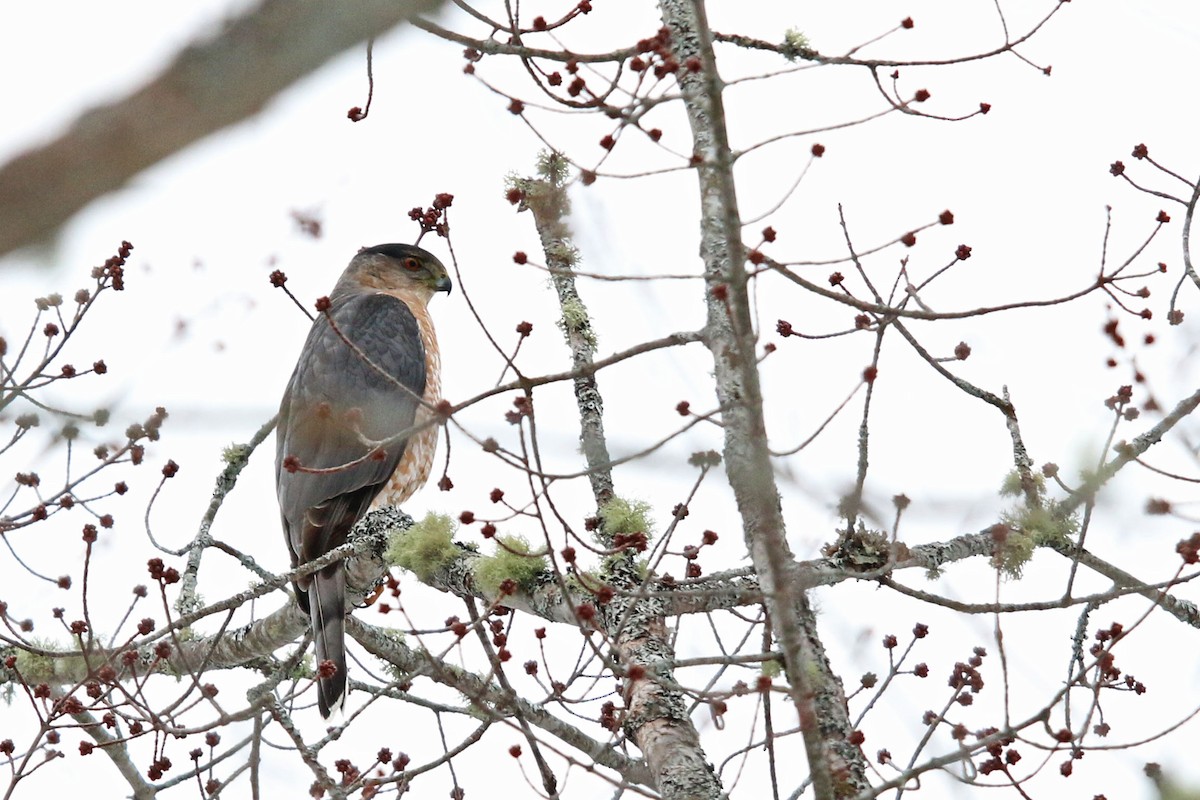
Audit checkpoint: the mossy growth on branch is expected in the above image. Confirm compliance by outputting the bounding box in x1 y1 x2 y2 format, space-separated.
544 238 580 267
12 639 59 677
294 653 315 681
782 28 814 61
597 496 654 539
505 151 570 204
386 512 461 582
536 150 570 187
473 534 547 596
999 469 1046 498
598 552 650 581
992 468 1081 577
7 639 104 683
221 442 251 465
558 295 597 350
996 502 1079 578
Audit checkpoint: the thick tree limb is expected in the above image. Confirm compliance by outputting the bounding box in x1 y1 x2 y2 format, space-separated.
0 0 446 258
9 513 1194 693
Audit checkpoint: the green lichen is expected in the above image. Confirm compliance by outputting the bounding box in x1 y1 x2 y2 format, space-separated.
547 239 579 266
13 639 58 677
995 503 1079 578
221 442 251 465
474 535 547 596
993 466 1079 577
558 296 597 350
536 150 570 187
761 659 782 679
559 296 588 329
1000 469 1045 498
503 172 530 197
992 527 1036 579
598 497 654 538
292 654 315 681
9 639 101 684
386 512 460 582
782 28 813 61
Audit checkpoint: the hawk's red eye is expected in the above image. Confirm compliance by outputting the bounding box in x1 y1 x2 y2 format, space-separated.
403 257 421 271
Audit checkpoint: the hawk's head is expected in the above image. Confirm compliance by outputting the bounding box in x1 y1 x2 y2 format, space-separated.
339 243 453 302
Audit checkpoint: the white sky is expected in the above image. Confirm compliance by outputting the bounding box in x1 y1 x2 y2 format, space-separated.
2 1 1199 798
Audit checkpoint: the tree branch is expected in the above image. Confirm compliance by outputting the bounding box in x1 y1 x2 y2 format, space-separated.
0 0 447 258
347 617 656 788
658 1 868 795
518 162 724 799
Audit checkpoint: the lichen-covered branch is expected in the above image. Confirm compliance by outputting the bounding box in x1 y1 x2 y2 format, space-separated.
518 158 614 506
658 1 868 796
515 160 724 798
1 603 308 688
1044 539 1200 627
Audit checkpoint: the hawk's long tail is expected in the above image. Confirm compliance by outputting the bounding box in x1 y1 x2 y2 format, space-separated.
310 563 347 718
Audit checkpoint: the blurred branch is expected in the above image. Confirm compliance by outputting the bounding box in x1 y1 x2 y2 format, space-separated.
1062 384 1200 511
410 17 635 63
1045 540 1200 627
0 0 446 259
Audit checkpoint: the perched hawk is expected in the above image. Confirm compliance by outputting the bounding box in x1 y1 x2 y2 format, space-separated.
275 243 450 717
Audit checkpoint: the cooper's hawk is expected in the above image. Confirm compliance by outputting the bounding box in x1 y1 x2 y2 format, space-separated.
275 243 450 717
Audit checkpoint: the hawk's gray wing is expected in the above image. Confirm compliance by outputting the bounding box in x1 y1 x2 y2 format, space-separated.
275 291 426 716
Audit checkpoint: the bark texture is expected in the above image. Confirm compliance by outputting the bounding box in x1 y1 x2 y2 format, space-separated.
522 168 724 799
657 2 869 796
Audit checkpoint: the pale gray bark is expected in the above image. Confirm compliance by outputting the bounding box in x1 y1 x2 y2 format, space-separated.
71 709 157 800
657 1 868 796
522 171 615 507
521 169 725 799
